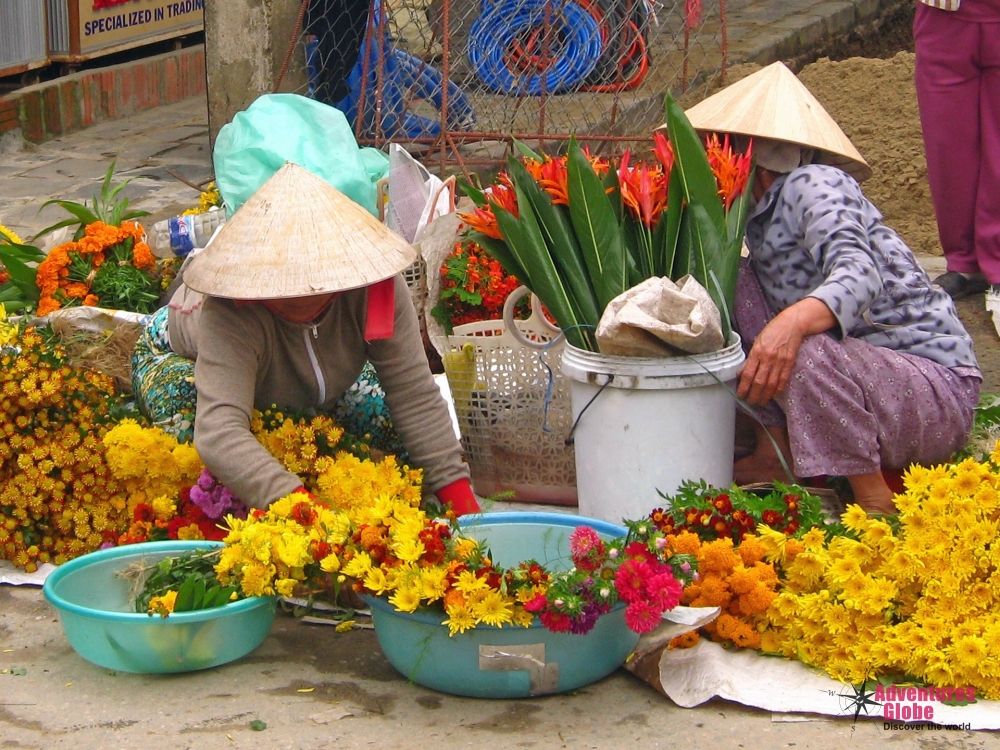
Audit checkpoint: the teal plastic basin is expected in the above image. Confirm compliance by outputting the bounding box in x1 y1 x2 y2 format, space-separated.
43 541 275 674
364 512 638 698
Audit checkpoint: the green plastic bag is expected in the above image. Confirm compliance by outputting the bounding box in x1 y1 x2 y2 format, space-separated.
213 94 388 218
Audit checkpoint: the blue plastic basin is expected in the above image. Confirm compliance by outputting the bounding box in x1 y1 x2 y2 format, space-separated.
43 541 275 674
364 512 638 698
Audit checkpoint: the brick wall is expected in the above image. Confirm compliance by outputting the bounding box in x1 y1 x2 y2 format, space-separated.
0 45 206 143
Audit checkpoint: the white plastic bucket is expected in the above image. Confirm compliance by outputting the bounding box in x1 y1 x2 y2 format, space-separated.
561 338 745 523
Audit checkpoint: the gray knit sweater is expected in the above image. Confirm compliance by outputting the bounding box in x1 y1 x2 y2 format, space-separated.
167 275 469 508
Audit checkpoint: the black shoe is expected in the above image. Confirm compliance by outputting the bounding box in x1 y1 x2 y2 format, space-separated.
932 271 989 300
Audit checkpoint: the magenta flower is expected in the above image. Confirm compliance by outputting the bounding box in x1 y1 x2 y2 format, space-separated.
625 601 662 633
614 558 652 604
647 570 683 612
569 526 606 571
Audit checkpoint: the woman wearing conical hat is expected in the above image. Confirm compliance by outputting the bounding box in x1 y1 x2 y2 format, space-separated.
131 162 479 515
685 62 980 514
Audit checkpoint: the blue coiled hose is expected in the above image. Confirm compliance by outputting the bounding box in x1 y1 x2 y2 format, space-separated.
467 0 603 95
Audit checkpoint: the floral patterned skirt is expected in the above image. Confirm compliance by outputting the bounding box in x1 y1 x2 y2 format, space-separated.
132 306 405 455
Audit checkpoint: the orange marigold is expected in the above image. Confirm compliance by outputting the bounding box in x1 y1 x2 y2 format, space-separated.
736 535 767 566
698 537 740 575
131 241 155 270
669 630 700 649
667 530 701 556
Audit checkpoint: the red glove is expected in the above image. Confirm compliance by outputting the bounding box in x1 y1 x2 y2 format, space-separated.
435 478 481 516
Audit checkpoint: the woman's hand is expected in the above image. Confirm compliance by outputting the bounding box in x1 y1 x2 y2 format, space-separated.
737 297 837 406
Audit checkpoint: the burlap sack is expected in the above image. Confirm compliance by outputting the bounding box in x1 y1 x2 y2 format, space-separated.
595 275 725 357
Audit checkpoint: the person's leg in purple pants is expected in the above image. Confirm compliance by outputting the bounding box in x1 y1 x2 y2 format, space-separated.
915 2 1000 286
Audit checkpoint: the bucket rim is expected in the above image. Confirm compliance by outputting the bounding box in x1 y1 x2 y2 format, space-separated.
43 541 275 623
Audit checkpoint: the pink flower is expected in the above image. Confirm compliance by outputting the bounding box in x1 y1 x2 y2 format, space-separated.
540 610 572 633
614 558 652 604
523 593 548 613
625 601 662 633
569 526 606 571
647 571 683 612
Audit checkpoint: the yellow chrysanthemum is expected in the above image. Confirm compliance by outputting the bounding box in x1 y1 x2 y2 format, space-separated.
470 590 514 627
443 604 477 636
388 586 422 613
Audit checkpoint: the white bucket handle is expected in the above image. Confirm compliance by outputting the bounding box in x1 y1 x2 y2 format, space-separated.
502 285 563 350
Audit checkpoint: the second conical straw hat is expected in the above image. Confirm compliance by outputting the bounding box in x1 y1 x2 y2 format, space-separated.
183 162 418 299
683 61 872 182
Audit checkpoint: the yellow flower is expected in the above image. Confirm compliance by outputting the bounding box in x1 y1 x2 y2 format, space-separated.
388 587 422 613
443 604 477 636
511 606 535 628
363 567 391 596
470 590 514 627
841 504 870 532
453 570 489 594
147 590 178 617
275 578 297 597
342 551 373 579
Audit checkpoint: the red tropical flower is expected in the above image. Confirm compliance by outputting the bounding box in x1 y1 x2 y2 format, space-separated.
706 133 754 211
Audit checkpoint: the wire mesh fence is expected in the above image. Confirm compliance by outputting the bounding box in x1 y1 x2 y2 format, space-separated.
280 0 728 174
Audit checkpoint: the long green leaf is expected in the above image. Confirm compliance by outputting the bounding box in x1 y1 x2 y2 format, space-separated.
664 94 726 234
40 199 99 228
660 164 684 279
512 139 543 163
709 269 733 342
173 576 197 612
460 181 487 208
468 231 529 284
621 215 650 286
506 158 600 328
602 167 623 225
33 217 82 241
566 137 628 313
685 203 728 332
495 197 593 350
0 250 38 289
0 242 45 264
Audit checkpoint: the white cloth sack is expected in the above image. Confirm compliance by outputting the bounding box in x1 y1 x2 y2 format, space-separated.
595 275 725 357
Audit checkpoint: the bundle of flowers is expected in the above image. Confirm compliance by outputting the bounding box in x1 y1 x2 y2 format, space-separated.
131 484 697 635
430 239 529 333
0 313 134 571
117 470 250 546
460 96 754 351
181 182 223 216
665 531 779 650
649 481 826 544
36 221 159 316
756 452 1000 699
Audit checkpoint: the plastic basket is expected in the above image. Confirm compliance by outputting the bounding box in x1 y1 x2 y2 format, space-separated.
442 287 577 505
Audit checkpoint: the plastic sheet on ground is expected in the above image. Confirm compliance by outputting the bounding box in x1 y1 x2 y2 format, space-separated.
628 637 1000 730
0 559 56 586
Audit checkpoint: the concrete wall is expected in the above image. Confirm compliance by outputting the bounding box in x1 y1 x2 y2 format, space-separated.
204 0 308 144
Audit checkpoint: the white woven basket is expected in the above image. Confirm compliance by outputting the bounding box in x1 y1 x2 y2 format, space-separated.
442 288 577 505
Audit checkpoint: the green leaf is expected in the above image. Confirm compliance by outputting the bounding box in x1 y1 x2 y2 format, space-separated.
664 94 726 233
213 586 237 608
513 138 543 163
250 720 267 731
602 167 623 225
40 199 99 228
506 157 600 329
566 136 628 314
0 242 45 264
0 250 38 290
100 161 115 204
459 180 487 207
190 578 207 611
659 164 684 279
494 199 593 350
467 231 529 284
173 576 197 612
33 217 84 242
685 204 729 334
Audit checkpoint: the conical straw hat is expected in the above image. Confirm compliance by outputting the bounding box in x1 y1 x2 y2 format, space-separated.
682 61 872 182
183 162 418 299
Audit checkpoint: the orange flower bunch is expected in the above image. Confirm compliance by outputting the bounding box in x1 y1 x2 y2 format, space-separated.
36 221 155 316
431 240 527 332
667 531 779 650
705 134 755 211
